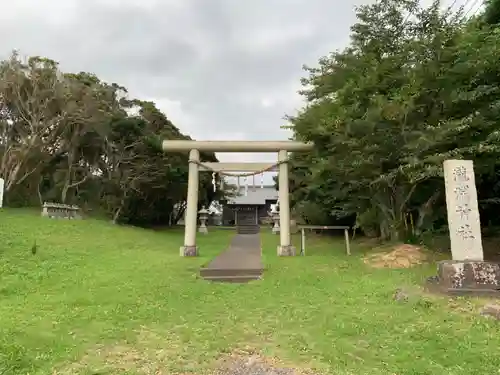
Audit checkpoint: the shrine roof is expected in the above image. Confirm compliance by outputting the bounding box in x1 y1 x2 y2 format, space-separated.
225 185 278 205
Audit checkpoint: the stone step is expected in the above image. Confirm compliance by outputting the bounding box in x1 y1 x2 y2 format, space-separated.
237 225 260 234
200 267 262 278
202 275 262 283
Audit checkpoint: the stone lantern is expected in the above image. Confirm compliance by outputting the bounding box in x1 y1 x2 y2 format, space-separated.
198 206 209 234
270 205 280 234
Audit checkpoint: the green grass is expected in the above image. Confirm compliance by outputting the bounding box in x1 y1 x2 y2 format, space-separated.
1 208 500 375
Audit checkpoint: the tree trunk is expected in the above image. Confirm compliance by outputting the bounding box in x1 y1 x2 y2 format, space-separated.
3 136 41 192
61 181 69 204
112 206 122 224
37 176 44 205
414 191 440 235
389 228 400 242
61 174 88 204
112 196 127 224
377 206 401 241
173 201 187 224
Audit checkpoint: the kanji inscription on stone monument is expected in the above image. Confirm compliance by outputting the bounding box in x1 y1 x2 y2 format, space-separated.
456 224 475 240
443 160 483 261
452 165 470 183
455 204 472 220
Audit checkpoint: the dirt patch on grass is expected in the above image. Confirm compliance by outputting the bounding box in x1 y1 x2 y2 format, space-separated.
214 347 318 375
363 244 428 269
55 330 319 375
55 328 191 375
56 340 320 375
55 343 172 375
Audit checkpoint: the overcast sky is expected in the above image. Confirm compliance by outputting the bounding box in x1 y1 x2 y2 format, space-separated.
1 0 478 183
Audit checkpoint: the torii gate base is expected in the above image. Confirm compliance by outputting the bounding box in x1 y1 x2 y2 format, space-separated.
162 140 314 257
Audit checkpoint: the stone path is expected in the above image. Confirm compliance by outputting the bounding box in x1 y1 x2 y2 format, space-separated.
200 234 263 282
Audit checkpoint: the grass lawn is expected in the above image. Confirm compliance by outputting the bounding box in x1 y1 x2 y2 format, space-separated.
1 208 500 375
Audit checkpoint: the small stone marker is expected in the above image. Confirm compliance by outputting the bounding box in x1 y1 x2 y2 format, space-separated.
0 177 4 208
443 160 483 261
393 288 409 302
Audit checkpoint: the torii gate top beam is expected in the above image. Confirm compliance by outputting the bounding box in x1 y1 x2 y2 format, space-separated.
162 140 314 153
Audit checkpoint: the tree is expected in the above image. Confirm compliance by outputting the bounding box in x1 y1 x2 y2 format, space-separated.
286 0 500 241
0 51 227 227
484 0 500 25
48 73 122 203
0 53 64 192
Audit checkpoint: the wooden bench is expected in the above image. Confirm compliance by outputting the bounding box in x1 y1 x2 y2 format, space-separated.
41 202 82 219
298 225 351 256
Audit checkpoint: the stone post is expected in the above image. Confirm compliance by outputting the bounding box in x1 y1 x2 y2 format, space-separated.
181 149 200 256
41 202 49 217
443 159 483 261
0 177 4 208
198 206 209 234
277 150 295 256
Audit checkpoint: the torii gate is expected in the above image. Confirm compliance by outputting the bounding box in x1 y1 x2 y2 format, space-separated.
162 140 314 257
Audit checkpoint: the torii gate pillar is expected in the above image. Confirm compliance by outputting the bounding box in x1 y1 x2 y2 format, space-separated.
277 149 294 255
162 140 314 257
182 149 200 256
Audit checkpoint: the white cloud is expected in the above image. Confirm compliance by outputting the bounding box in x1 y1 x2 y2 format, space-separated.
260 98 275 108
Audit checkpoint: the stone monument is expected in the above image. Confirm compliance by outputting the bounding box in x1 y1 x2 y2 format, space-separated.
443 159 483 261
430 160 500 295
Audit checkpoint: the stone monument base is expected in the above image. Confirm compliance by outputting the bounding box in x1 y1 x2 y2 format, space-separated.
180 245 199 257
198 227 208 234
277 245 296 256
426 260 500 296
